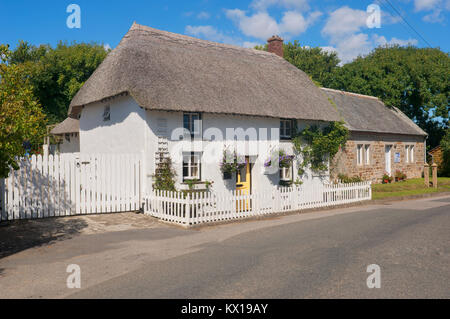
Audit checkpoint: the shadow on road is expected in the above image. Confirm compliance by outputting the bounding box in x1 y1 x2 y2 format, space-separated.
0 217 88 259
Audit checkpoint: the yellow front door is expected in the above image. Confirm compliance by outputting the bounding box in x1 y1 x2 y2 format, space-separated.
236 157 251 211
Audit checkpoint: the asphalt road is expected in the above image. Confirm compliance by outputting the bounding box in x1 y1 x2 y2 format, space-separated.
1 195 449 298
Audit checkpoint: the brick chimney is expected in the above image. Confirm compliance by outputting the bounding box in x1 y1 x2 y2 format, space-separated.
267 35 284 58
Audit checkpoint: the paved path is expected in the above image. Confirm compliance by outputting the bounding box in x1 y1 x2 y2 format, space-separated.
0 196 449 298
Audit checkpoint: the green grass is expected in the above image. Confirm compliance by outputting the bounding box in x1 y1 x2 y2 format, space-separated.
372 177 450 200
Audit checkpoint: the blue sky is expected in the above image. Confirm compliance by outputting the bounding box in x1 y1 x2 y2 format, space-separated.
1 0 449 63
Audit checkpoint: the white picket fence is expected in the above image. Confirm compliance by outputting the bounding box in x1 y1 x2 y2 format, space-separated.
0 153 142 221
144 181 372 226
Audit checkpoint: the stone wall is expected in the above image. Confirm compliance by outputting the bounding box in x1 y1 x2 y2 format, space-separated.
331 131 426 183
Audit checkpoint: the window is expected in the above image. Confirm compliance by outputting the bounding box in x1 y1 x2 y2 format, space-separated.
65 134 70 142
183 152 201 180
357 144 363 165
183 113 201 137
365 145 370 165
405 145 415 163
103 105 111 121
405 145 409 163
280 119 294 139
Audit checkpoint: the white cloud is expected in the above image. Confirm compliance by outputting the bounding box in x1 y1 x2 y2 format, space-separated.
321 6 417 64
185 25 237 44
250 0 310 11
197 11 211 19
373 34 419 46
103 44 112 51
414 0 450 23
322 6 368 38
225 8 321 40
243 41 260 48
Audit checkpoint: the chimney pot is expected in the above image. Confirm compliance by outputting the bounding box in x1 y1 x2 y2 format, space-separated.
267 35 284 58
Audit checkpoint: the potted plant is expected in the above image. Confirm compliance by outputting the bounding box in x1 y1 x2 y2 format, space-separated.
264 149 294 174
382 173 393 184
394 170 407 182
220 149 246 179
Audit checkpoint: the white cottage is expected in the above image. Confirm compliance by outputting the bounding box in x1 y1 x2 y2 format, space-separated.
67 23 341 195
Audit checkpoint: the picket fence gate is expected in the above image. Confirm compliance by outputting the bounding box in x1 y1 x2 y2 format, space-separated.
144 181 372 226
0 153 142 221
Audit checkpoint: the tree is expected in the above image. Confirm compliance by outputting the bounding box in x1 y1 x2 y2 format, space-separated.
0 45 46 177
9 41 109 124
323 45 449 148
440 128 450 176
255 41 340 85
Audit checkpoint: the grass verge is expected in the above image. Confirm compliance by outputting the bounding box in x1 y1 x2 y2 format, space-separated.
371 177 450 200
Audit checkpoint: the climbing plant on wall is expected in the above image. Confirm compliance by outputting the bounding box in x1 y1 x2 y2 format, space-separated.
293 121 349 175
153 157 177 191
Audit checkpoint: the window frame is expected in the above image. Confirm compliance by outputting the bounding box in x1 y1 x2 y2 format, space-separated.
357 144 363 166
280 119 294 140
183 112 202 138
364 144 370 165
182 152 201 181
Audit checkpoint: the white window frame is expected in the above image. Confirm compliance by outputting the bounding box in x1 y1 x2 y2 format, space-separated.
183 152 201 181
405 145 409 163
357 144 363 166
280 119 293 140
410 145 414 163
365 145 370 165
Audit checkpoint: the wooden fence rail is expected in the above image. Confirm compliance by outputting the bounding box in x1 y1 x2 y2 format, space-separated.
0 153 142 221
144 181 372 226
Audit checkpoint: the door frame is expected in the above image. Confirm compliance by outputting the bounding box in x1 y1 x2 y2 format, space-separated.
385 145 392 176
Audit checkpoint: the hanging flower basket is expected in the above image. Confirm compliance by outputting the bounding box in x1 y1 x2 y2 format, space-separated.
264 149 294 174
220 149 246 178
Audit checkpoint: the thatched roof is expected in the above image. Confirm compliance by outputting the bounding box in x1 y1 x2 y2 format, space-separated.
322 88 427 136
50 117 79 135
69 23 340 122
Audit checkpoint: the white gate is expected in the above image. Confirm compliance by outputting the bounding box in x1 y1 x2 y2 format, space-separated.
0 153 143 221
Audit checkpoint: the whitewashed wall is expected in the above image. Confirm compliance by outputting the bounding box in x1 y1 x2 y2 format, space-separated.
58 133 80 153
78 96 331 195
80 96 146 154
144 110 330 194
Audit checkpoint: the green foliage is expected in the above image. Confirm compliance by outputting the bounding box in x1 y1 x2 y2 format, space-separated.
337 174 363 183
254 41 340 85
153 157 177 191
220 149 245 176
394 170 407 181
440 128 450 176
0 45 47 178
323 45 449 148
8 41 109 124
293 121 349 175
382 173 394 184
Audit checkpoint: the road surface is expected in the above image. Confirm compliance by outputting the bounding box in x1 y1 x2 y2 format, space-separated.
0 195 449 298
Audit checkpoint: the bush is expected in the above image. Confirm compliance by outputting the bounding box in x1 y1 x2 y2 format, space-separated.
440 128 450 177
337 174 363 183
394 170 407 181
382 173 393 184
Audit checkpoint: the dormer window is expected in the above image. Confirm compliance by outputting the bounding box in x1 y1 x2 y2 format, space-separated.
103 105 111 121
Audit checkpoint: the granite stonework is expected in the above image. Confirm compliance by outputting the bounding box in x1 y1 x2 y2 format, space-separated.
331 132 426 183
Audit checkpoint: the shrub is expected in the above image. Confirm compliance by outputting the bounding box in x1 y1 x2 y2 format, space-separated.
337 174 363 183
394 170 407 181
382 173 393 184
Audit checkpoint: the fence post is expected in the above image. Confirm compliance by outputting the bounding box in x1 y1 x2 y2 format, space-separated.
424 163 429 187
0 178 5 222
431 163 438 189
